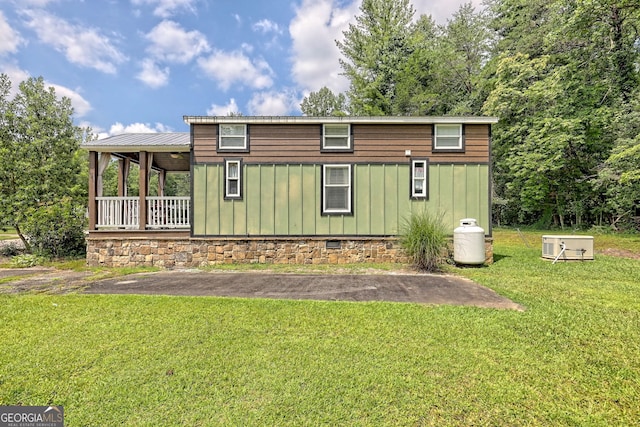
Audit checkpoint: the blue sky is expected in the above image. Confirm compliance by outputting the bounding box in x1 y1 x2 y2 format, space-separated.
0 0 482 138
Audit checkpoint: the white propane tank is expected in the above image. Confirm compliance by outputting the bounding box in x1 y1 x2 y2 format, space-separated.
453 218 486 265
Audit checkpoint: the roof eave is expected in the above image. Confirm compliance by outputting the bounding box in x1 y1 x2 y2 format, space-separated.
80 145 190 153
183 115 499 125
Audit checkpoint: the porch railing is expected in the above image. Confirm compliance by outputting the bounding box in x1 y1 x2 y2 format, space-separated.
97 197 139 229
147 197 190 229
96 196 190 229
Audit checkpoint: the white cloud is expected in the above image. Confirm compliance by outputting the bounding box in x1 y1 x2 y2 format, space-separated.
289 0 356 94
49 83 92 117
107 121 171 136
413 0 485 24
94 122 170 140
131 0 197 18
252 19 283 50
0 11 24 55
197 50 274 91
136 59 169 88
207 98 241 116
252 19 282 35
248 90 298 116
144 20 210 64
22 10 127 74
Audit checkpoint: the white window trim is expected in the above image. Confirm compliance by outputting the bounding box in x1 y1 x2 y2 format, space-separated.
322 124 352 151
411 159 428 198
434 124 463 151
322 164 352 214
219 124 248 151
225 159 241 199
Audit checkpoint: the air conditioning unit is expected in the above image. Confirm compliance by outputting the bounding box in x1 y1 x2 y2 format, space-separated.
542 235 594 262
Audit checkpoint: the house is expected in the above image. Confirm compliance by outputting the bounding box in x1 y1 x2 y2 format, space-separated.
83 116 498 267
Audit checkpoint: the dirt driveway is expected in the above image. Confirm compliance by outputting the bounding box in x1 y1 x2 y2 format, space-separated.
1 266 522 310
83 269 523 310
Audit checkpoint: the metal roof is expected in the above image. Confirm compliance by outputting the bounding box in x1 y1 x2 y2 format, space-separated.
81 132 190 152
183 115 499 125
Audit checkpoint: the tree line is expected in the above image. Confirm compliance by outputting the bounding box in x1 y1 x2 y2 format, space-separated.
302 0 640 231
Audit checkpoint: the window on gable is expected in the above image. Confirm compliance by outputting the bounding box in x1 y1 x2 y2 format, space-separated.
434 124 464 151
219 124 248 151
225 159 242 199
322 124 352 151
323 165 352 214
411 159 428 199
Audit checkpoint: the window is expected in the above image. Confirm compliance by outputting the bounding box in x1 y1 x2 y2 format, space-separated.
434 124 464 151
218 124 248 151
322 124 352 151
225 159 242 199
411 159 428 198
323 165 352 214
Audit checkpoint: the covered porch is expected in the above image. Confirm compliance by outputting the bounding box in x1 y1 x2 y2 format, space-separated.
84 133 191 232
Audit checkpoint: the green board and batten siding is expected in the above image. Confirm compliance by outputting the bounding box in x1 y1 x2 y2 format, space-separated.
192 163 490 237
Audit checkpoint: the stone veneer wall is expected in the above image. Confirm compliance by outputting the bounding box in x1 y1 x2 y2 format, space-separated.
86 237 493 268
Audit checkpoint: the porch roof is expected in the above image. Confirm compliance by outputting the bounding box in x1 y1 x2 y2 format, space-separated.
83 133 191 172
82 132 190 153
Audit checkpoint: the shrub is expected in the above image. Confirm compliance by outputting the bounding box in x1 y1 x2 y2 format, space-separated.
399 210 449 272
0 242 23 257
23 198 87 259
10 254 46 268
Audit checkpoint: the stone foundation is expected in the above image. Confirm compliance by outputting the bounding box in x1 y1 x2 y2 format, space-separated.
484 238 494 265
86 236 494 268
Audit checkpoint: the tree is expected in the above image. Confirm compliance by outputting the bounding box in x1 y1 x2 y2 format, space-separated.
300 87 348 116
392 15 440 115
484 51 617 227
0 75 89 250
559 0 640 105
337 0 415 115
484 54 578 225
594 91 640 230
483 0 640 228
163 173 191 196
436 3 494 115
485 0 553 58
337 2 492 117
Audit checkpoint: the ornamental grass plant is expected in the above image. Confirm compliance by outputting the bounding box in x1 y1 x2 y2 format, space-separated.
399 209 449 271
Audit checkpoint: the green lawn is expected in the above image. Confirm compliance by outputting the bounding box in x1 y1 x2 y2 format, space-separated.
1 230 639 425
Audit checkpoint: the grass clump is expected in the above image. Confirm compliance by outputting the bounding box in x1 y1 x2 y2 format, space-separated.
399 210 449 271
9 254 46 268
